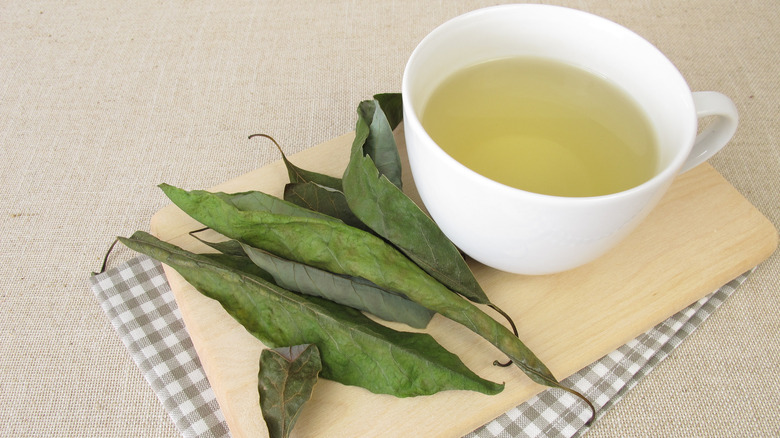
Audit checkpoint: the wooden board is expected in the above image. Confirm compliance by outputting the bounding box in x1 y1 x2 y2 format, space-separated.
150 129 777 438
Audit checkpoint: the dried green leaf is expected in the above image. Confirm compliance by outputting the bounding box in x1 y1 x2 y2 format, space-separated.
373 92 403 130
342 100 492 305
355 100 403 189
192 232 432 327
200 252 276 283
158 184 568 394
190 232 246 257
119 231 503 397
214 189 338 222
283 182 368 230
240 243 434 328
253 133 343 190
250 93 402 193
258 344 322 438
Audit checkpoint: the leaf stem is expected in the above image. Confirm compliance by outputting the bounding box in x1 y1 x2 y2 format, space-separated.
188 226 210 239
248 133 282 150
489 303 518 367
560 386 596 427
486 302 596 425
92 238 119 276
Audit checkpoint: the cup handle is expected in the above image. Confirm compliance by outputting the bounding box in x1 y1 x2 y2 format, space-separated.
680 91 739 173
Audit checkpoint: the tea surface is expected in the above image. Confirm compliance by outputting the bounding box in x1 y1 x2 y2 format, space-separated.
421 57 658 197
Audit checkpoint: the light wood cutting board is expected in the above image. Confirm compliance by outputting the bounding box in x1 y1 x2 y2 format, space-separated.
150 128 777 438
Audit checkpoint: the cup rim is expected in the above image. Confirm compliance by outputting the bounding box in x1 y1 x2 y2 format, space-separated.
401 4 697 204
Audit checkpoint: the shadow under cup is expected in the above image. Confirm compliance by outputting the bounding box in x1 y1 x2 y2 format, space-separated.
402 5 717 275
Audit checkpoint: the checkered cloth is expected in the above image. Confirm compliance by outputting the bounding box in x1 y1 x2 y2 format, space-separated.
89 255 750 438
90 256 229 438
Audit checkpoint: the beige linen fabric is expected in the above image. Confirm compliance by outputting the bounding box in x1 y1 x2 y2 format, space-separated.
1 1 777 437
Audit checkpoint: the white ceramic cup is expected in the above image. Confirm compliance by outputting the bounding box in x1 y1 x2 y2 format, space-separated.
402 5 738 275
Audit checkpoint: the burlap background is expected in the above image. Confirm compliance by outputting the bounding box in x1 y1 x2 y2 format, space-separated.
1 1 777 436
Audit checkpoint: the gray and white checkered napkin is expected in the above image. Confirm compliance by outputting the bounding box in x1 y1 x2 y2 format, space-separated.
89 255 750 438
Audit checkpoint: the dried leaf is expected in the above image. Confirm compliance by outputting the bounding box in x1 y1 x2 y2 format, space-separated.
157 184 565 392
254 133 343 190
283 182 368 231
355 100 403 189
214 190 338 222
192 231 433 328
119 231 503 397
240 243 434 328
373 92 403 130
258 344 322 438
342 100 492 305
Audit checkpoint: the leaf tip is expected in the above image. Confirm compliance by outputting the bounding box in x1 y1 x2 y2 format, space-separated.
158 182 177 196
158 183 189 203
488 381 506 396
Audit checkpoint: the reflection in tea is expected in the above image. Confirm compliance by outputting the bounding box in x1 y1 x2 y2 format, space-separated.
421 57 658 197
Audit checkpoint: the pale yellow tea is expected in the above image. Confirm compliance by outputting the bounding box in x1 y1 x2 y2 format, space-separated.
421 57 658 197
